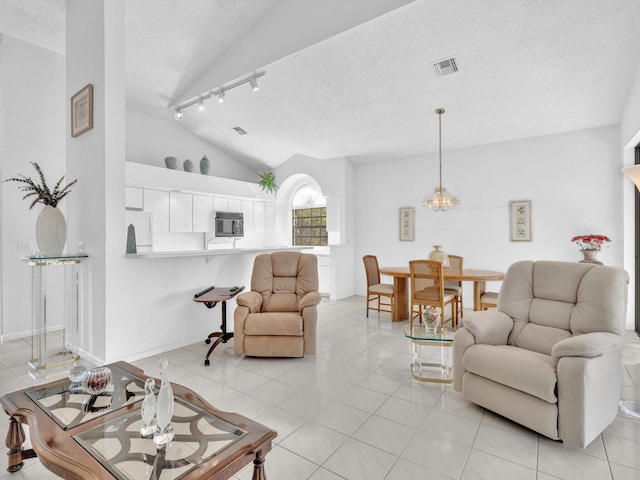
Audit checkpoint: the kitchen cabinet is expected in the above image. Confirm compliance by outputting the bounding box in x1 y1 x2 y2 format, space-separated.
143 190 169 233
242 201 254 236
169 191 193 232
125 187 144 210
213 197 228 213
193 195 213 232
317 254 330 296
227 198 242 212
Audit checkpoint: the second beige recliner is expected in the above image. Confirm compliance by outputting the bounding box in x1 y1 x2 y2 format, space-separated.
234 251 321 357
453 260 629 448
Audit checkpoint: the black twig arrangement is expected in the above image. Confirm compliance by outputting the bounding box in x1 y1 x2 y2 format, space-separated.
3 162 78 209
258 171 278 194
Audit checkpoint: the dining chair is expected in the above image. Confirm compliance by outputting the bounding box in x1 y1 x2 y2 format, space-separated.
444 255 463 321
480 291 499 310
409 259 457 328
363 255 395 319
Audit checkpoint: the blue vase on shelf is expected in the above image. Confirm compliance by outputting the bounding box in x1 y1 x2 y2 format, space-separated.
200 155 210 175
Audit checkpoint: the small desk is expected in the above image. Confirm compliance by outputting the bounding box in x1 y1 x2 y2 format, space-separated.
193 286 245 366
1 361 276 480
379 267 504 321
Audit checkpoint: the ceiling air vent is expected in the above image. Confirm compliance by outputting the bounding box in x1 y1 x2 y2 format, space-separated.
432 57 458 77
231 126 247 135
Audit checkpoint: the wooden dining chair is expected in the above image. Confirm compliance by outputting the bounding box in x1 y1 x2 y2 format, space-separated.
480 291 499 310
363 255 395 319
409 259 457 328
444 255 463 321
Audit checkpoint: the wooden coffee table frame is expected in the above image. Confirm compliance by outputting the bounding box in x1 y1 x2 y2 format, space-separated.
1 361 276 480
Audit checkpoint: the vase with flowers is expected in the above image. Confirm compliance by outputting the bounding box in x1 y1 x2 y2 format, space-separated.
571 234 611 265
3 162 77 257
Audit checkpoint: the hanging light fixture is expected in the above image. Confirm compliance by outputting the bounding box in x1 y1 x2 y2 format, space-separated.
424 108 459 211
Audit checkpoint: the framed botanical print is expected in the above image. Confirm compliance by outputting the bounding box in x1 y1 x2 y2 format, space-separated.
399 207 415 241
509 200 532 241
71 83 93 138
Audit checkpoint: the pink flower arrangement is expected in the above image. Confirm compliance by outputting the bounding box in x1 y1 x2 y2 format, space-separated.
571 234 611 251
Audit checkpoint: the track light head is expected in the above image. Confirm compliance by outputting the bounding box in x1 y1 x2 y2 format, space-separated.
249 76 259 91
197 98 205 112
217 90 225 103
174 108 183 121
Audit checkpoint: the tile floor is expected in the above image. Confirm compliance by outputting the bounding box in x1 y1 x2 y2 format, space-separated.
1 296 640 480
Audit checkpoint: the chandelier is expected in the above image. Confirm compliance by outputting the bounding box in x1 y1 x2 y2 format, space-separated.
424 108 459 211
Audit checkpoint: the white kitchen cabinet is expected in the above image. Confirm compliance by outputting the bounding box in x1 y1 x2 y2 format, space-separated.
241 201 254 236
227 198 242 212
193 195 213 232
265 201 276 233
253 201 265 233
143 190 169 233
169 191 193 232
317 254 330 296
125 187 144 210
213 197 228 213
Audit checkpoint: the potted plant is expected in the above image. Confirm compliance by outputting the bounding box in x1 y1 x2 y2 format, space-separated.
3 162 77 256
258 171 278 194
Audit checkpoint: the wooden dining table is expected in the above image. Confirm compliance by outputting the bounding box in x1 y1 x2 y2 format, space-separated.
379 266 505 321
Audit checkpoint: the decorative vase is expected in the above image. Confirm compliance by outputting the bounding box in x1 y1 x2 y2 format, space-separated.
154 358 174 446
428 245 450 268
164 156 178 169
36 205 67 257
82 366 113 394
579 250 603 265
183 159 194 172
140 378 157 437
200 155 210 175
422 307 441 332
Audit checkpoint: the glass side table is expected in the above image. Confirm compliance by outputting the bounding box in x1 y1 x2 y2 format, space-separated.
404 325 454 383
22 254 88 376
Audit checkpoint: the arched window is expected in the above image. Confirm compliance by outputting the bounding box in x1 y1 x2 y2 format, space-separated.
291 183 327 246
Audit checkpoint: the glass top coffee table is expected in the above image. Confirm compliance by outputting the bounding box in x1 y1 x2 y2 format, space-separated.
1 361 276 480
404 325 454 383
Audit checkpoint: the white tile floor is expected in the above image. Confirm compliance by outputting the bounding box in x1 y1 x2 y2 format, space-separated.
1 296 640 480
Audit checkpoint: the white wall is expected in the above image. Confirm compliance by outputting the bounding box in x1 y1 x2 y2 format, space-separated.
0 35 66 339
126 109 258 183
354 125 624 311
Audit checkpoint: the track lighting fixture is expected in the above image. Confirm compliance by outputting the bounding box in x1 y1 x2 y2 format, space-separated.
171 71 265 120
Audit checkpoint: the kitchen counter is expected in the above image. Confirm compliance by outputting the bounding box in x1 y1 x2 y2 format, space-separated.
126 246 312 259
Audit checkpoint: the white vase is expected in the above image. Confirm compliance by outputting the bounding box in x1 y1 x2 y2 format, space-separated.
579 250 603 265
35 205 66 257
428 245 450 268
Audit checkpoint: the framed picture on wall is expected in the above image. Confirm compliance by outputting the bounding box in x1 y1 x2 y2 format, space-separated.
71 83 93 138
399 207 415 241
509 200 532 241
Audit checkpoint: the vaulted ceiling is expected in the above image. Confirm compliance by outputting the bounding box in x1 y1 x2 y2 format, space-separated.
3 0 640 172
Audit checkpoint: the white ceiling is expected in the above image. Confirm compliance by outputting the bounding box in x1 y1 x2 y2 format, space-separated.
2 0 640 171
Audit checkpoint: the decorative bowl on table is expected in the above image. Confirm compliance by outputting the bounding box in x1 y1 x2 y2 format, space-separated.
82 366 113 394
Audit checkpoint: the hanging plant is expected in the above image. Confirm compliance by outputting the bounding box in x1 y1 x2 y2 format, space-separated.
258 171 279 194
3 162 77 209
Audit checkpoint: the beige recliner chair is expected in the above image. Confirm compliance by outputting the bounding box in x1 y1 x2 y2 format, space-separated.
234 251 321 357
453 260 628 448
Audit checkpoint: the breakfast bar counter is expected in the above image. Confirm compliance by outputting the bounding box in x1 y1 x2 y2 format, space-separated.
126 245 310 259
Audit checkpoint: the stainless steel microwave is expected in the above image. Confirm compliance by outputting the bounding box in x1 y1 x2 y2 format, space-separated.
215 211 244 237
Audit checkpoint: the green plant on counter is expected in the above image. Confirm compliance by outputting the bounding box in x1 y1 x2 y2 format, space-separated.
258 171 279 194
3 162 77 209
